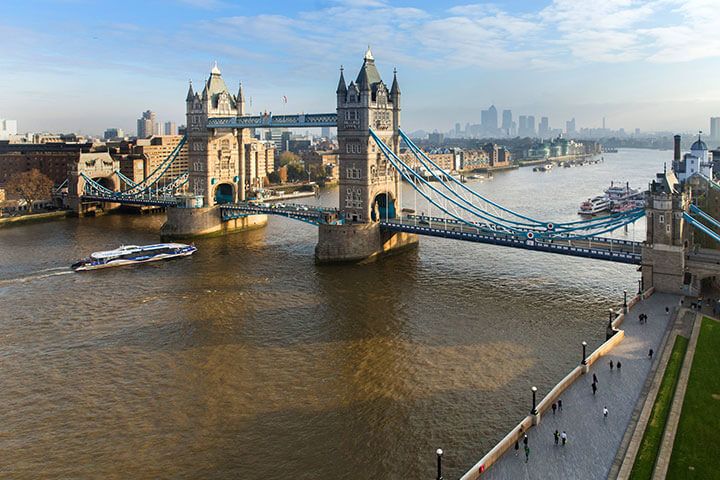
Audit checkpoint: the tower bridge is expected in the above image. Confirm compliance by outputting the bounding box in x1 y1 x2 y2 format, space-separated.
67 48 720 296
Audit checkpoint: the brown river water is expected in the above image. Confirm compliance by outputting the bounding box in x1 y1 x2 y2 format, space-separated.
0 149 664 479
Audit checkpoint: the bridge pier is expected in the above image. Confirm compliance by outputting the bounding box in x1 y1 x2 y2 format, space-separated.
315 223 417 263
160 206 266 239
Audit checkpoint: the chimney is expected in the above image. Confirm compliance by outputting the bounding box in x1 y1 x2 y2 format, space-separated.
674 135 681 162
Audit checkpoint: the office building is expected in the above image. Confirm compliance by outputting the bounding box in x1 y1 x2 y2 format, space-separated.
518 115 536 137
501 110 512 136
136 110 157 138
0 119 18 141
710 117 720 144
566 118 576 136
103 128 125 140
538 117 550 138
164 122 177 136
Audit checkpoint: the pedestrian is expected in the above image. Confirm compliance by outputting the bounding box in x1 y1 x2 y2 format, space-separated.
649 348 654 359
514 437 519 456
552 402 557 415
558 399 563 411
603 406 609 419
639 313 643 323
593 373 598 384
609 359 614 371
524 445 530 463
561 431 567 446
592 382 597 395
523 433 528 447
665 306 670 315
554 430 560 445
617 361 622 370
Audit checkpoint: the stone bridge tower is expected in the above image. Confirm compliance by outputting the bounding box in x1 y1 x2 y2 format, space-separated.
315 49 417 262
185 63 247 206
335 47 401 223
641 169 690 293
162 64 266 238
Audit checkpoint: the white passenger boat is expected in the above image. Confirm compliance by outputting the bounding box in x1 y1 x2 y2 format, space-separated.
71 243 197 271
578 196 611 216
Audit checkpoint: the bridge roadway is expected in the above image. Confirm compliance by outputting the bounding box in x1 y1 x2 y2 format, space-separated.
380 216 642 264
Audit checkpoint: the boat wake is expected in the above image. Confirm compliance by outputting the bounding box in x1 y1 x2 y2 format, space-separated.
0 268 73 286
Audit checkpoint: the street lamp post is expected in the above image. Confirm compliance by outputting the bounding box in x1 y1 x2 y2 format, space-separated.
436 448 443 480
623 289 628 313
581 341 587 365
531 386 538 415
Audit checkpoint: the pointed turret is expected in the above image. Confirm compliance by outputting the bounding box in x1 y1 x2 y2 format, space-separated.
236 81 245 115
186 80 195 102
336 66 347 94
390 68 400 96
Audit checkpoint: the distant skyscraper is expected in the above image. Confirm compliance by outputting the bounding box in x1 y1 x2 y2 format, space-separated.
103 127 124 140
501 109 512 135
710 117 720 143
480 105 498 136
518 115 536 137
0 118 18 140
566 118 576 136
321 126 331 139
539 117 550 138
164 121 177 135
454 122 461 137
137 110 157 138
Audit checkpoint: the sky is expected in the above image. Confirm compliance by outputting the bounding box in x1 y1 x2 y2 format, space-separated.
1 0 719 135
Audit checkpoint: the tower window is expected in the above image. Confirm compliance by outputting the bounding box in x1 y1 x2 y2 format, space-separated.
659 214 664 224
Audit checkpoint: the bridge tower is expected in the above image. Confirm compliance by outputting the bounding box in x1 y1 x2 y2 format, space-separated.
641 169 690 293
161 64 266 238
315 48 417 262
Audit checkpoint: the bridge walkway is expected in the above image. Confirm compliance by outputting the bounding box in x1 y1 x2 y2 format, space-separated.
380 217 642 264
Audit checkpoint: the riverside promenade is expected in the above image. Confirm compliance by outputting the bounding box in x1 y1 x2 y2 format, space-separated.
476 292 679 480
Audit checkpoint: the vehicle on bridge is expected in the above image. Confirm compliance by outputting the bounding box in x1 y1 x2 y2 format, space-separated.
71 243 196 271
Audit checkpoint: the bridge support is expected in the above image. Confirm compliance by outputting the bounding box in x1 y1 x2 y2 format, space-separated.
315 223 417 263
160 206 266 239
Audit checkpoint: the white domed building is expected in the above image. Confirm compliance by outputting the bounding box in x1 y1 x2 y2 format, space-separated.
673 133 714 182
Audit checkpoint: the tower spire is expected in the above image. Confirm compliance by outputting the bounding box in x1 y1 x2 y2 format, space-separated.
390 67 400 96
186 79 194 102
336 65 347 94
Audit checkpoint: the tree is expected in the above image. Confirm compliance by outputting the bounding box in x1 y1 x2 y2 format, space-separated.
267 171 281 184
4 169 53 213
278 151 300 166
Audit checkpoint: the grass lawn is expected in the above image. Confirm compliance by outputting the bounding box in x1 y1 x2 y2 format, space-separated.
629 335 689 480
667 317 720 479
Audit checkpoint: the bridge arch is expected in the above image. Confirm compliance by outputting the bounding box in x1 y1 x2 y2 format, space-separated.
92 176 117 192
214 182 235 205
371 191 396 221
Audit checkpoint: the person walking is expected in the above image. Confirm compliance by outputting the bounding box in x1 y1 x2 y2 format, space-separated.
552 402 557 415
561 431 567 446
609 359 614 371
603 406 609 419
592 382 597 395
649 348 654 359
558 399 563 411
665 306 670 315
514 437 519 456
554 430 560 445
617 361 622 371
524 445 530 463
593 373 598 384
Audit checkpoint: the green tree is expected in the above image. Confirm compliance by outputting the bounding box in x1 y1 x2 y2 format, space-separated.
278 151 300 166
4 169 53 213
267 171 281 184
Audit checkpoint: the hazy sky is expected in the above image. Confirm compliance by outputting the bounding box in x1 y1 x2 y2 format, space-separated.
1 0 719 135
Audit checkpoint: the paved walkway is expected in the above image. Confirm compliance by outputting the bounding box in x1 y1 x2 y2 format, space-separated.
482 292 679 480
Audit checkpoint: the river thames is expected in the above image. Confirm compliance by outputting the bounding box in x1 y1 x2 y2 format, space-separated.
0 149 664 479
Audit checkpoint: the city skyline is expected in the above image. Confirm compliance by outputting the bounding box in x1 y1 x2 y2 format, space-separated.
1 0 719 135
